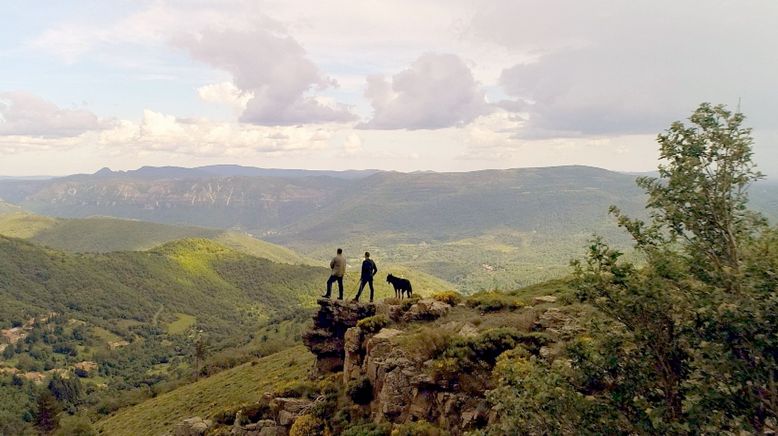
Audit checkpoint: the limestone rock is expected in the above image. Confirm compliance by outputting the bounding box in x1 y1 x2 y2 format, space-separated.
402 299 450 322
302 298 375 375
173 417 212 436
533 295 557 305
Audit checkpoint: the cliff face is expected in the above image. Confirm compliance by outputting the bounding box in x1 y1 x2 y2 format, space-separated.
303 297 491 434
302 298 376 373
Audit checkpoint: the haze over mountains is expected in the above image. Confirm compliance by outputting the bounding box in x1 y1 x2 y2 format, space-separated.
2 164 777 291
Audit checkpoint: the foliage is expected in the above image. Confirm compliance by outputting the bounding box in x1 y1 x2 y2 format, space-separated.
289 414 324 436
431 328 548 389
356 315 390 334
492 103 778 433
35 390 61 434
341 422 391 436
431 291 463 306
391 420 448 436
346 376 373 405
53 414 97 436
465 291 523 312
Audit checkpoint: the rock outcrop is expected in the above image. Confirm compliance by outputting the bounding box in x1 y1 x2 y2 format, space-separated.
172 417 212 436
302 298 376 374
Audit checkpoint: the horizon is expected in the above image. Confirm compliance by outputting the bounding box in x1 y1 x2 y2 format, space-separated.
2 1 777 177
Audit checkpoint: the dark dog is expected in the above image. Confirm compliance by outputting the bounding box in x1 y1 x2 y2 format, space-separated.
386 274 413 299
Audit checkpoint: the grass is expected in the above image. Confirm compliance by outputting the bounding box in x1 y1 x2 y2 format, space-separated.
95 346 313 436
0 210 309 265
166 313 196 335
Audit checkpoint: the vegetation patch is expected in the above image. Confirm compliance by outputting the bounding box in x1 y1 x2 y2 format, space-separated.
465 291 524 312
356 315 390 334
165 313 196 335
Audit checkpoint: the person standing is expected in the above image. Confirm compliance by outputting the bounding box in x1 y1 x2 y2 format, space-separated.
354 252 378 303
324 248 346 300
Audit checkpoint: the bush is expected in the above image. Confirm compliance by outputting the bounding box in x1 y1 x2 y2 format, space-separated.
431 291 463 306
53 415 96 436
391 420 448 436
357 315 390 334
347 376 373 405
342 422 392 436
396 327 451 361
212 408 237 426
274 380 319 399
465 291 523 312
289 414 324 436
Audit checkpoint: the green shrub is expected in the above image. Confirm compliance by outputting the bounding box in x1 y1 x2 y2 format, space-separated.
342 422 392 436
431 291 463 306
465 291 524 312
53 414 96 436
347 376 373 405
391 420 448 436
357 315 390 334
289 414 324 436
274 380 319 399
212 408 237 425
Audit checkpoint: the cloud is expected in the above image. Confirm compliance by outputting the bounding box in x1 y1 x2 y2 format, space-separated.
0 92 108 138
359 53 491 130
175 24 357 125
342 133 363 155
97 109 336 157
469 1 778 138
197 82 253 112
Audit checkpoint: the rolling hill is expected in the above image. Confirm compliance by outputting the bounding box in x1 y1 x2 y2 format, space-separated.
0 211 310 265
2 165 776 292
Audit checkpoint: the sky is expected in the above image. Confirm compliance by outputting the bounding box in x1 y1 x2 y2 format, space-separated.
1 0 777 176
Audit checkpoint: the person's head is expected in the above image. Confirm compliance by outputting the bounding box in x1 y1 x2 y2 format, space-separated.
364 252 370 258
337 248 343 255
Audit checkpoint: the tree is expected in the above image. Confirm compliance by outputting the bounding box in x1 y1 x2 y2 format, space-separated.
491 103 777 434
35 390 61 434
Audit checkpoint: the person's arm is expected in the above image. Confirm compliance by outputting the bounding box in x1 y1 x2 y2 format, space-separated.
330 258 335 269
372 260 378 276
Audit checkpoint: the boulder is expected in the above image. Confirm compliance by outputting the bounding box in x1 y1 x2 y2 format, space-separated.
173 417 212 436
271 397 312 427
402 299 450 322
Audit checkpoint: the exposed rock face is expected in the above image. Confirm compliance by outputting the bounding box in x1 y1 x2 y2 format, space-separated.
302 298 375 374
172 417 212 436
303 296 491 435
402 299 450 322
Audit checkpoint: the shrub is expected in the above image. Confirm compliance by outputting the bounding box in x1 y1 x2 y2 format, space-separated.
357 315 390 334
342 422 392 436
212 408 237 426
391 420 449 436
53 414 96 436
275 380 319 399
465 291 524 312
341 422 392 436
289 414 324 436
431 291 463 306
347 376 373 405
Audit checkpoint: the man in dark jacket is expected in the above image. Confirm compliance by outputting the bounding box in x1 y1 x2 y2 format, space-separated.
354 252 378 303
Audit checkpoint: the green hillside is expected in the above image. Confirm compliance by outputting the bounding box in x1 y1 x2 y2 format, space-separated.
0 236 326 333
95 346 313 436
0 212 310 265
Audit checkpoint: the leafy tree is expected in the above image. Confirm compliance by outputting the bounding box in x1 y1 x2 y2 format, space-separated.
35 390 61 434
491 103 777 434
